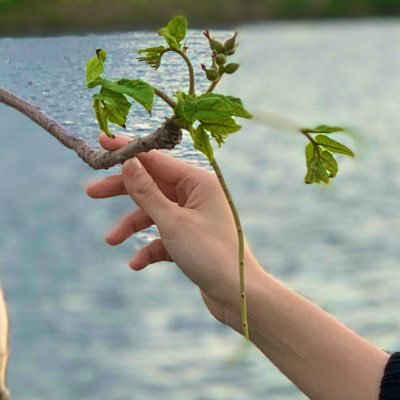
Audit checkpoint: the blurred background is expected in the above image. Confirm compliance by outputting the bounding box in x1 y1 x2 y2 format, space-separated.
1 1 400 400
1 0 400 35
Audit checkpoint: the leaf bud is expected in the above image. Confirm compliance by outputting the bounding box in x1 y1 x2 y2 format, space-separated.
223 63 240 74
215 53 227 66
224 33 238 54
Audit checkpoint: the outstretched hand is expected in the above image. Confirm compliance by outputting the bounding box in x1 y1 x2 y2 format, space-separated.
86 133 263 326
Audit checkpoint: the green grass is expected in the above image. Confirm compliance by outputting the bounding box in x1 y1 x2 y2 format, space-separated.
0 0 399 36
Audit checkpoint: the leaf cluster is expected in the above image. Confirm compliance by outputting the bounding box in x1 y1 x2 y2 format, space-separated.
86 15 355 185
137 16 253 163
302 126 354 184
174 92 252 162
137 16 187 69
86 49 154 137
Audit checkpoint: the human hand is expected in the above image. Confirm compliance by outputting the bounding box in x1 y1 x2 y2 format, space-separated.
86 133 264 325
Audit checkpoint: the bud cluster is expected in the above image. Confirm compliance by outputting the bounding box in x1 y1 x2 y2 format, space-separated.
202 31 240 82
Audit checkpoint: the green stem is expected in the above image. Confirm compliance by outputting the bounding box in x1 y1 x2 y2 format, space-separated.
153 87 176 109
164 48 196 96
211 158 249 340
301 130 321 156
205 69 249 340
206 73 224 94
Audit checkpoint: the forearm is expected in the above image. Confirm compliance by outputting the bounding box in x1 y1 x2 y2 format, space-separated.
224 267 389 400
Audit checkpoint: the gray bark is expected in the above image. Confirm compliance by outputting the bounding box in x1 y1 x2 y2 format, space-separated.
0 88 182 170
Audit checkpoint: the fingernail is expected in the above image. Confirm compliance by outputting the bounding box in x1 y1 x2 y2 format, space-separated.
123 157 141 177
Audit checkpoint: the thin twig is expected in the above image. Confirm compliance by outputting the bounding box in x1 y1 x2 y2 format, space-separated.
206 73 224 94
153 87 176 109
163 48 196 96
211 159 249 340
0 88 182 170
205 72 249 339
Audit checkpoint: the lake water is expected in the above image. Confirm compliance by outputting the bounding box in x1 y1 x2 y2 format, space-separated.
1 19 400 400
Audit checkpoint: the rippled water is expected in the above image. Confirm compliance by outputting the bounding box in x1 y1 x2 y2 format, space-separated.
1 19 400 400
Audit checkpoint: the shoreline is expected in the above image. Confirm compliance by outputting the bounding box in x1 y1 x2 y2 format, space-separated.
0 15 399 39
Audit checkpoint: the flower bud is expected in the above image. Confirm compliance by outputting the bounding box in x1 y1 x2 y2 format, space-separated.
224 33 238 54
202 64 219 81
203 30 224 53
223 63 240 74
206 68 219 81
215 53 227 66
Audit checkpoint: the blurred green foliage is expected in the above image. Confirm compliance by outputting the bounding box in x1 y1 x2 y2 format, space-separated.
0 0 399 35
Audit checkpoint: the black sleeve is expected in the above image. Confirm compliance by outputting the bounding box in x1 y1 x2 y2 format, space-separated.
379 352 400 399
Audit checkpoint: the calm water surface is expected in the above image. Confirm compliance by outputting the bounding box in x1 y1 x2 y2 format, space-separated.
1 19 400 400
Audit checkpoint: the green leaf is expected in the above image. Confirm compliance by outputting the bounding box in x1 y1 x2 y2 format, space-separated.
315 134 355 157
304 166 316 184
201 118 241 135
199 125 232 147
304 143 339 184
197 94 252 120
195 94 233 123
305 142 316 166
101 78 154 113
138 46 166 69
158 16 187 49
174 92 197 124
86 49 107 87
158 28 179 49
93 88 131 128
93 98 110 136
320 150 338 177
225 96 253 119
191 125 214 163
166 15 187 44
302 125 344 134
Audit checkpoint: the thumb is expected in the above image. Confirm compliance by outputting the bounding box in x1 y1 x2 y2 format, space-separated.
122 157 176 224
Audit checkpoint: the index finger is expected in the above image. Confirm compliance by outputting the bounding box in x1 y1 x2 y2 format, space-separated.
99 132 132 150
99 133 200 186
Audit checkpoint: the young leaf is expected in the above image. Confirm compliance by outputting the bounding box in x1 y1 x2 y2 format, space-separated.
117 79 154 113
225 96 253 119
198 94 252 120
93 98 110 136
174 92 197 124
304 165 316 184
101 78 154 113
201 117 241 135
93 88 131 128
320 150 339 177
86 49 107 87
138 46 166 69
302 125 344 134
198 124 230 147
191 125 214 162
315 134 355 157
305 142 316 166
195 94 233 123
158 16 187 49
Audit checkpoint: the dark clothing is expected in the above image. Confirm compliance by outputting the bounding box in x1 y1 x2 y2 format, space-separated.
380 352 400 399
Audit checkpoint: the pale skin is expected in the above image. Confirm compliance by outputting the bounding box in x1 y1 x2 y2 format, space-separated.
86 133 390 400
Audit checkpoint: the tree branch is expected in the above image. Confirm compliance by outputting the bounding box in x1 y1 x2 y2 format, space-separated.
0 88 182 170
